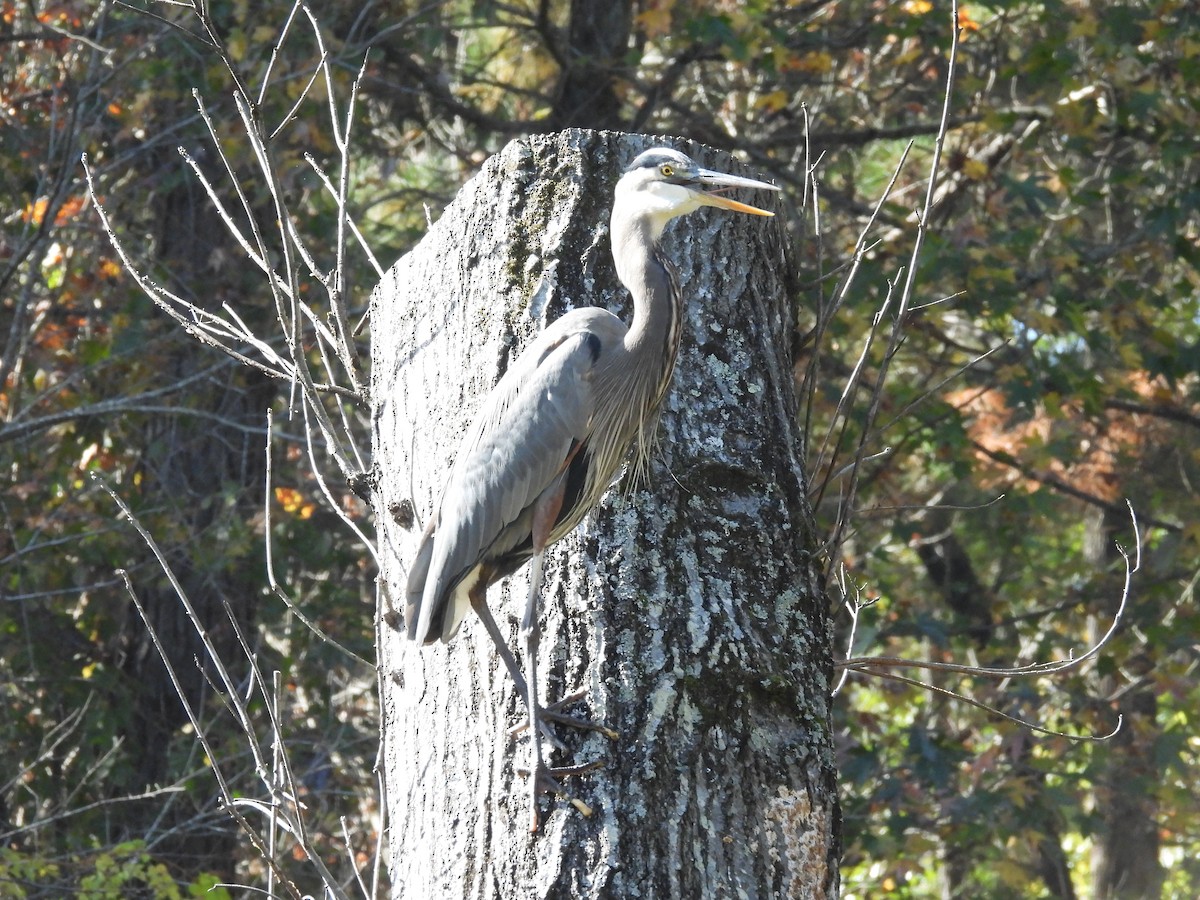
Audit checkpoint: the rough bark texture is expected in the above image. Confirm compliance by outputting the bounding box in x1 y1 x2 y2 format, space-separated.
1087 508 1164 900
371 129 838 899
546 1 632 131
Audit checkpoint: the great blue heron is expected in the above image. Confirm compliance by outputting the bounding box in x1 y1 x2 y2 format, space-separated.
405 147 779 829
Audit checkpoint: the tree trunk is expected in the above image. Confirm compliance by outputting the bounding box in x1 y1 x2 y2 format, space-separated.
546 0 633 130
1087 510 1163 899
370 129 839 898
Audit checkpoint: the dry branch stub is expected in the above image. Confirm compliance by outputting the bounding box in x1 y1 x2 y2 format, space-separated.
371 129 838 898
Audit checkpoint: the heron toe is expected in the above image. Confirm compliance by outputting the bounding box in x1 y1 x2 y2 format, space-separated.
517 759 603 830
510 691 619 743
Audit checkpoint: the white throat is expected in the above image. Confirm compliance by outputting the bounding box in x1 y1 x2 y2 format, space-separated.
612 177 700 244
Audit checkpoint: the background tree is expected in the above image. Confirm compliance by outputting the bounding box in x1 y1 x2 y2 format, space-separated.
2 0 1196 896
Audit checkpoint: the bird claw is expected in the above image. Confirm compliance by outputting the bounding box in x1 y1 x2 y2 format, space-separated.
515 759 604 830
511 690 609 831
509 689 620 743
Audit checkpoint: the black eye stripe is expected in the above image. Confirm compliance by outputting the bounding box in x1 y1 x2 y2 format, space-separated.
624 148 695 175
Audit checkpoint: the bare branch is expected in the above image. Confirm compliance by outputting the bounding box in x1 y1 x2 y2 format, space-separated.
1102 396 1200 431
108 564 304 899
264 410 373 667
817 1 962 585
99 473 356 898
846 666 1122 743
836 502 1140 739
82 154 296 380
970 440 1181 533
805 144 912 518
306 153 385 280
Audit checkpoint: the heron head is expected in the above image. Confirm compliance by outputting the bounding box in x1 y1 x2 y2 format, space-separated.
615 148 780 236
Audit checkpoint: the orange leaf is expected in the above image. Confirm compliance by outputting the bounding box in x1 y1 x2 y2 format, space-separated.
23 198 49 225
55 195 86 224
23 195 87 226
274 486 315 519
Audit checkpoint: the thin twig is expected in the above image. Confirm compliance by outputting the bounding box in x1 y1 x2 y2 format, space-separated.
258 0 305 107
821 2 962 582
837 502 1139 740
845 666 1123 742
806 143 914 488
265 409 373 666
108 565 303 899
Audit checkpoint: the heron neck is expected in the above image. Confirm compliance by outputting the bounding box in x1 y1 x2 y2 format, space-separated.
591 208 683 487
612 214 681 359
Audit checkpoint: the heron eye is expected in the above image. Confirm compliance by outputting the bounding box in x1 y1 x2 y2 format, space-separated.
660 164 674 178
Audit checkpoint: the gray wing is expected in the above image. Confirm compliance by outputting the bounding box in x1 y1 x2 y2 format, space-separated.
407 315 613 643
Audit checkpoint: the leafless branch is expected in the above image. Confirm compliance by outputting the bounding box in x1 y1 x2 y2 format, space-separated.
1102 396 1200 431
851 666 1122 743
99 473 357 899
819 5 963 584
0 785 185 842
265 409 373 667
837 501 1140 741
82 7 383 886
803 143 913 494
969 440 1181 533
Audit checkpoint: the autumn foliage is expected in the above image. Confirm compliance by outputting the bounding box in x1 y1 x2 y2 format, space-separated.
2 0 1197 896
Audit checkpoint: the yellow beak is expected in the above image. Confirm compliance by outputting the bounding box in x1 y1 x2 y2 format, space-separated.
695 167 781 217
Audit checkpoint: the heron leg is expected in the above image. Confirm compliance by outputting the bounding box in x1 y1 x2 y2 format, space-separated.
522 546 549 831
469 594 614 744
521 478 609 831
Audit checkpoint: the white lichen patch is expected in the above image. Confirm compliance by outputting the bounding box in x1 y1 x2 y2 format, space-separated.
697 532 727 559
764 785 834 900
677 693 702 729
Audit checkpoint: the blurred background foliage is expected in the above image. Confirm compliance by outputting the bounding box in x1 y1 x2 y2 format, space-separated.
1 0 1196 896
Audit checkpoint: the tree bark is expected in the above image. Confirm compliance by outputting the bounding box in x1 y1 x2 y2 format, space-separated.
1087 508 1164 899
371 129 838 898
546 0 633 131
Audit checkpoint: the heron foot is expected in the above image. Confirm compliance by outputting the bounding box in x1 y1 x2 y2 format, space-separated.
509 689 620 745
515 759 604 831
